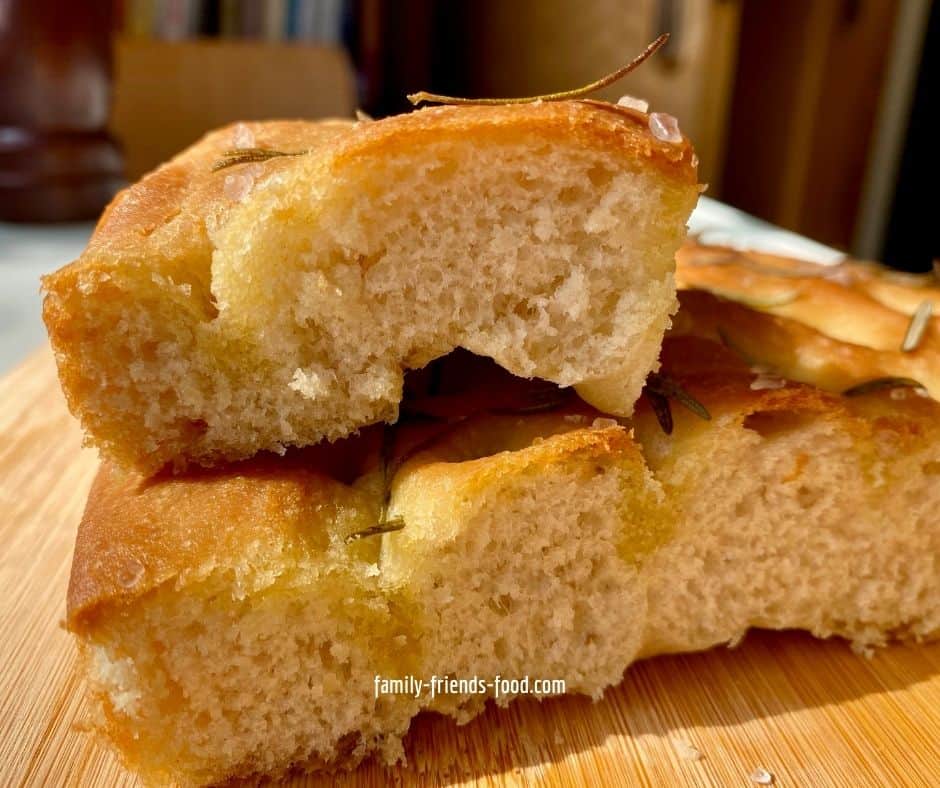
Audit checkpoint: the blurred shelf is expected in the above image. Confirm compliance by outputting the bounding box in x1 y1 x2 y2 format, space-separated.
111 37 357 179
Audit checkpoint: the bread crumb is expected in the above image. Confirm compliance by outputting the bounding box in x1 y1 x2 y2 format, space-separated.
750 768 774 784
617 95 649 113
673 738 703 761
851 640 877 659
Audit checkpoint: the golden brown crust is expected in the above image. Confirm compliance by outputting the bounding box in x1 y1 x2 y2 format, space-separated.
636 241 940 466
66 430 384 631
675 242 940 398
330 101 696 182
46 103 694 294
635 233 940 469
638 333 940 433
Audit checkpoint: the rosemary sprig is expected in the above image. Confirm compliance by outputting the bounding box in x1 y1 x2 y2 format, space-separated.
407 34 669 107
211 147 308 172
643 373 711 435
901 300 933 352
842 377 924 397
344 518 405 544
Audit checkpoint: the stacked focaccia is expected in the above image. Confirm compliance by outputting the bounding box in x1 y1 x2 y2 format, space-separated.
42 103 939 786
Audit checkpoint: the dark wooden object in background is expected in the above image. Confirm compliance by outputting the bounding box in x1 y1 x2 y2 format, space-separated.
721 1 899 253
882 0 936 272
0 0 124 222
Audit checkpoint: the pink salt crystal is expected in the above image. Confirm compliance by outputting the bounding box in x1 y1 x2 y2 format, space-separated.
232 122 255 149
649 112 682 143
617 94 649 113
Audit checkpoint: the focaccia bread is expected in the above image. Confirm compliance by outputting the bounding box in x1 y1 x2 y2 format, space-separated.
67 244 940 784
42 103 699 473
68 408 667 786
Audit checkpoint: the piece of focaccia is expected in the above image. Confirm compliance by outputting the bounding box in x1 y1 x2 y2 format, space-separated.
68 409 667 786
42 103 699 473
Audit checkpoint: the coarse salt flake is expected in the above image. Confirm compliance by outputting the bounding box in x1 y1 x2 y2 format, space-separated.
232 122 255 149
117 558 145 589
223 163 264 202
649 112 682 143
617 94 649 113
224 173 253 202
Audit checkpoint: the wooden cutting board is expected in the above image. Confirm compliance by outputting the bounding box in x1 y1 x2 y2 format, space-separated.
3 347 940 787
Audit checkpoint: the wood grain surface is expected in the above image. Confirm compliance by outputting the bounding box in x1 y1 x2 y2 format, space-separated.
2 347 939 787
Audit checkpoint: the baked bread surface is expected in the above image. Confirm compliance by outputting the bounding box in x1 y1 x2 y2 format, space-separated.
43 103 698 472
675 242 940 396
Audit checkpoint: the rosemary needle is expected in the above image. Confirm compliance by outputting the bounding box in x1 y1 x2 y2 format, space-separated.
211 147 307 172
344 518 405 544
901 300 933 353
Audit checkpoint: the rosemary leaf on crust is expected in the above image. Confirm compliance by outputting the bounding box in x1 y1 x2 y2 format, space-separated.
901 300 933 353
646 373 711 422
646 389 674 435
344 518 405 544
407 34 668 106
211 147 307 172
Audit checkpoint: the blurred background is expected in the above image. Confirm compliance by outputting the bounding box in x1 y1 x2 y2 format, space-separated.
0 0 934 271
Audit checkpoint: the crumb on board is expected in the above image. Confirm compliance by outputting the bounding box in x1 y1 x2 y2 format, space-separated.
672 738 704 761
750 767 774 784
